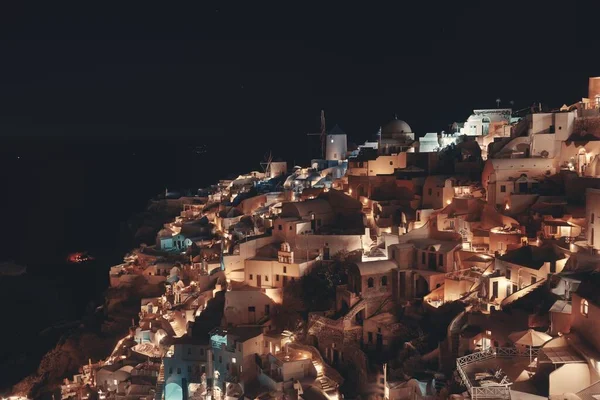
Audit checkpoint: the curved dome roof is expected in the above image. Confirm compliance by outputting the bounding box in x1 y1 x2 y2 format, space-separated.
382 119 412 135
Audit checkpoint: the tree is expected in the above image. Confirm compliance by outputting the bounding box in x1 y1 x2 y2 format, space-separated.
300 271 334 311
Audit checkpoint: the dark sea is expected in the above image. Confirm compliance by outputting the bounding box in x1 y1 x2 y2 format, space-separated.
0 134 308 391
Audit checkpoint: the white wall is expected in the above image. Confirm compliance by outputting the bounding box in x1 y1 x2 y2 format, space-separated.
366 153 407 176
281 359 311 382
326 134 347 161
549 363 591 397
554 111 576 141
530 113 554 135
245 258 312 288
224 236 276 274
587 189 600 249
224 290 275 325
531 134 556 158
572 294 600 351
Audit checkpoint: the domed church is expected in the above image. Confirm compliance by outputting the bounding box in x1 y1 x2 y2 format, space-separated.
379 116 416 154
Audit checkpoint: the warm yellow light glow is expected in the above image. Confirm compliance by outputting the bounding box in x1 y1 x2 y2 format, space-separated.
349 188 353 195
505 203 510 210
314 362 323 374
446 199 451 205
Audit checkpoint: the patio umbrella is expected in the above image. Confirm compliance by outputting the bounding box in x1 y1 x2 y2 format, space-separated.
509 329 552 362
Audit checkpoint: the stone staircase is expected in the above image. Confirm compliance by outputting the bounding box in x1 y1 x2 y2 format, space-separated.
154 362 165 400
312 360 337 395
500 278 546 308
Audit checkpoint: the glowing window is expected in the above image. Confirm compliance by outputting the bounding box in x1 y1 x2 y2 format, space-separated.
232 357 237 363
582 299 589 317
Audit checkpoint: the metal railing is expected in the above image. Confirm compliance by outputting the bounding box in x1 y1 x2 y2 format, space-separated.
495 346 538 358
471 385 511 399
456 347 538 399
457 348 497 368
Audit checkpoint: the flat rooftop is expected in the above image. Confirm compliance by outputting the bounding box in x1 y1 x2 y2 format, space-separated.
272 348 312 363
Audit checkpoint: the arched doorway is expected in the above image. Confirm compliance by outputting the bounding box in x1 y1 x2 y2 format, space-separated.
356 184 366 198
165 382 183 400
415 275 429 298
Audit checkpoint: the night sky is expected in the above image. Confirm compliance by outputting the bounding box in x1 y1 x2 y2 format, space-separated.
0 2 593 263
0 2 590 143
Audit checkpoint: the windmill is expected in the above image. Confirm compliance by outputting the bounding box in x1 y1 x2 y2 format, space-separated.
307 110 326 159
260 151 273 178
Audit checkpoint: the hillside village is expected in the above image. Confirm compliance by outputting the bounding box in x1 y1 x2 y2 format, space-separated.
38 77 600 400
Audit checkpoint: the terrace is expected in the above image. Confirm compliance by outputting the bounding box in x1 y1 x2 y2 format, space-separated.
457 347 544 399
257 348 314 393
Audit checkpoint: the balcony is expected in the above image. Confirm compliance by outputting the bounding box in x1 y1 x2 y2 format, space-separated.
456 347 540 399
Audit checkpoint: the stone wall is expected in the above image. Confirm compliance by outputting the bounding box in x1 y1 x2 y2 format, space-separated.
573 116 600 136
